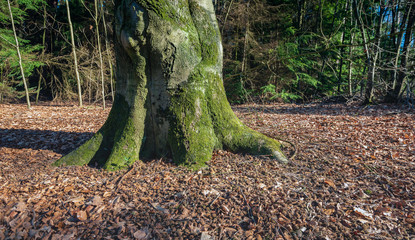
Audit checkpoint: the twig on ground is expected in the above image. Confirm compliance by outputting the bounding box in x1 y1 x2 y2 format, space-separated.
114 162 139 192
275 136 298 160
239 187 256 224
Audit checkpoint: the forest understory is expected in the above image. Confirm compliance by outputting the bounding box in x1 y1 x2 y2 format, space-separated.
0 102 414 239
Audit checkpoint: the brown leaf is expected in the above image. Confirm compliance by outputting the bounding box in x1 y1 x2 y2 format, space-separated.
201 232 214 240
76 211 87 221
103 192 111 198
406 218 415 224
65 196 85 204
9 211 18 219
14 202 27 212
150 203 169 215
91 196 103 206
63 186 74 192
323 208 335 216
133 229 148 239
324 179 336 188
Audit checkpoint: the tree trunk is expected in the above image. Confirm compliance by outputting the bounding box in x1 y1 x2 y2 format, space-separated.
389 0 411 101
66 0 83 107
54 0 287 171
36 3 48 104
365 4 383 104
7 0 31 109
337 28 346 93
393 0 415 101
354 0 382 104
347 39 354 95
94 0 106 109
347 14 356 96
101 0 115 101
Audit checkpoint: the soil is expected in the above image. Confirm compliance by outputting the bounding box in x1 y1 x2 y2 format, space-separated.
0 102 414 239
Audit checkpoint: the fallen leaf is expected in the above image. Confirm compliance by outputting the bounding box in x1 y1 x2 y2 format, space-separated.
65 196 85 204
150 203 169 214
324 179 336 188
353 207 373 219
133 229 148 239
201 232 214 240
14 202 27 212
76 211 87 221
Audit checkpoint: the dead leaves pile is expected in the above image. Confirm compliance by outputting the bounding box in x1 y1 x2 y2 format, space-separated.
0 102 414 239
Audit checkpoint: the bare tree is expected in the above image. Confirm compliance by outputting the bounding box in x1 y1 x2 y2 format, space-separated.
7 0 31 109
65 0 83 107
101 0 115 101
394 0 415 100
94 0 106 109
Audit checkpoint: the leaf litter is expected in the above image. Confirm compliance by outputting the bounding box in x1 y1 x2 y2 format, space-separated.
0 102 414 239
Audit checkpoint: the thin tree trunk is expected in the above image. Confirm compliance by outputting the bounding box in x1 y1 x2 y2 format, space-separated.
66 0 83 107
221 0 234 36
391 0 397 48
365 2 384 103
101 0 114 101
0 66 3 102
394 1 415 100
7 0 31 109
36 3 48 104
392 1 410 95
347 30 355 96
337 1 349 93
94 0 106 109
297 0 306 30
240 1 250 101
347 1 355 96
354 0 381 103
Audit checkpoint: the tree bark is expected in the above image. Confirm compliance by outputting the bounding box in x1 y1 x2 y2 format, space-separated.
347 30 355 96
94 0 106 109
66 0 83 107
54 0 287 171
101 0 115 101
365 1 384 104
393 0 415 101
7 0 31 109
36 3 48 104
389 0 411 101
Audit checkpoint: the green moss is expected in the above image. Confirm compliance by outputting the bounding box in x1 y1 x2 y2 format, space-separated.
53 132 104 167
188 1 220 66
137 0 192 27
168 80 217 168
103 57 148 171
205 66 288 163
103 116 141 171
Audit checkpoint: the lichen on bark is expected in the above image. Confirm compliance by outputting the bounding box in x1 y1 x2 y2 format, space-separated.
54 0 288 171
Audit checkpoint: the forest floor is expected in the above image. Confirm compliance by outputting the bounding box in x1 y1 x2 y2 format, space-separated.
0 102 414 240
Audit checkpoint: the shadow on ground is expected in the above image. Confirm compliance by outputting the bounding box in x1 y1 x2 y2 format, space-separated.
0 128 93 154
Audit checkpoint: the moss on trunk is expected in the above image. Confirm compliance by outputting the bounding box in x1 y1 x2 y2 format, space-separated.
54 0 288 171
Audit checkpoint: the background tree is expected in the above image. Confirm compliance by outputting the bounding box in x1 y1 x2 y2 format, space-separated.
7 0 31 108
65 0 83 106
1 0 414 105
0 0 44 104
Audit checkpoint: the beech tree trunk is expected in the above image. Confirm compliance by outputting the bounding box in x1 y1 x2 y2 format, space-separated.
54 0 287 171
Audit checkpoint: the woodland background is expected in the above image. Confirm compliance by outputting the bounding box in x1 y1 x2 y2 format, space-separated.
1 1 415 238
1 0 415 107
